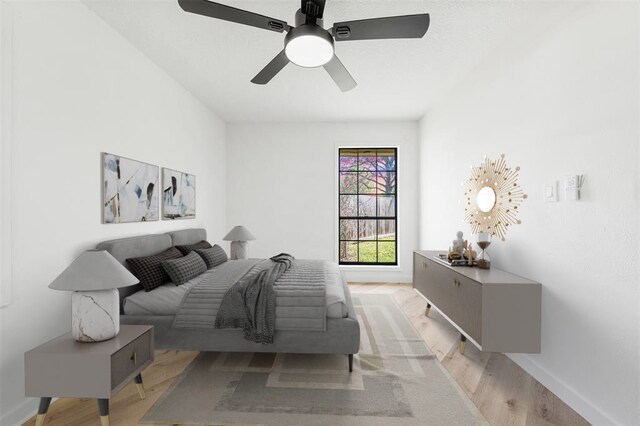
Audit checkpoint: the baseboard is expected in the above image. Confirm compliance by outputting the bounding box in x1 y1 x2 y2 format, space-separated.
507 353 617 425
0 397 42 426
343 272 413 283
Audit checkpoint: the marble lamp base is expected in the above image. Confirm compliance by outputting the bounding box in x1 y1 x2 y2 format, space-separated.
229 241 249 260
71 289 119 342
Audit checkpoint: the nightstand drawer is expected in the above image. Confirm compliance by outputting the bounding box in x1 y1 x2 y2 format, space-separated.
110 330 151 389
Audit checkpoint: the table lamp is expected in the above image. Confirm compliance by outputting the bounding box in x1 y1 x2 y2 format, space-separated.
49 250 139 342
223 226 256 260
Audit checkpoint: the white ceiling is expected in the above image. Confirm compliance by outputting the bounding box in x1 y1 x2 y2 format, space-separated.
83 0 578 122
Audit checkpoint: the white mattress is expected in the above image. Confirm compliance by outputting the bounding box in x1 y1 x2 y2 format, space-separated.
123 261 348 318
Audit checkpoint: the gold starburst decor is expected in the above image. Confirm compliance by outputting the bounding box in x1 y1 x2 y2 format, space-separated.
463 154 527 241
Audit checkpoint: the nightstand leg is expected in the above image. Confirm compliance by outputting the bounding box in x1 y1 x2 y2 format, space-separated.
459 334 467 354
97 399 109 426
425 303 431 316
35 397 51 426
134 373 146 399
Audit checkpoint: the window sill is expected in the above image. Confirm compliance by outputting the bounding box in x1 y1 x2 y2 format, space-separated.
339 265 402 272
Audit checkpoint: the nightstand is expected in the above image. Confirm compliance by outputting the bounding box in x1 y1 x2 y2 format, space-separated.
25 325 154 426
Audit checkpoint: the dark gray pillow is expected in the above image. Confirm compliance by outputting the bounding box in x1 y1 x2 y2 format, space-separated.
195 245 228 269
161 251 207 285
175 240 212 255
126 247 183 292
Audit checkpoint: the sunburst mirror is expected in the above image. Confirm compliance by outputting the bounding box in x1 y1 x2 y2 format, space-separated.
463 154 527 241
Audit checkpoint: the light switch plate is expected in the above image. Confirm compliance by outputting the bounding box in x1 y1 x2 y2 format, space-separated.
544 181 558 202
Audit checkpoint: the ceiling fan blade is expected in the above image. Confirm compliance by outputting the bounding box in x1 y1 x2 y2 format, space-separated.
251 50 289 85
178 0 291 33
301 0 326 19
323 56 357 92
332 14 430 41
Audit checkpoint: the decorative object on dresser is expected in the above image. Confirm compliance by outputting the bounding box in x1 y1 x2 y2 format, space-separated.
25 325 153 426
463 154 527 241
475 232 492 269
448 230 476 264
49 250 140 342
162 167 196 219
223 225 256 259
102 153 159 224
414 250 541 354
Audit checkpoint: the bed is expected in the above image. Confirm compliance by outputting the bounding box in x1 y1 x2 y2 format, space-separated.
96 228 360 371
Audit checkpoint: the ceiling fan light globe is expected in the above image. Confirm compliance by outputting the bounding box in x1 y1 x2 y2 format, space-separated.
286 35 334 67
284 25 335 68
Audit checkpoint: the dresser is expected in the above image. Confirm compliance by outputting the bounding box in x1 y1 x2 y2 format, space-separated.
25 325 154 426
413 250 541 353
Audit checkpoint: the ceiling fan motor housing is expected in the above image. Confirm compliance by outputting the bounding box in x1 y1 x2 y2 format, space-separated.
295 9 323 27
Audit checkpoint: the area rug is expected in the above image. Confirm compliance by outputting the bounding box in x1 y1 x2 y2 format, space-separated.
141 294 487 425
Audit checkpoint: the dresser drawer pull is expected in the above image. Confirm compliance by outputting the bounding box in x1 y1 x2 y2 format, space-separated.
422 261 428 268
453 279 461 287
131 352 137 366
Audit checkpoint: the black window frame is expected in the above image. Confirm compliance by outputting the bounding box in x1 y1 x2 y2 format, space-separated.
338 147 398 266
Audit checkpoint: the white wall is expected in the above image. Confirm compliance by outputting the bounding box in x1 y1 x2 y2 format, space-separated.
0 2 226 424
418 3 639 425
227 121 418 283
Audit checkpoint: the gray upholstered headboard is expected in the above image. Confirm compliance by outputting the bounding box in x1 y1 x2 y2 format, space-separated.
95 228 207 313
166 228 207 246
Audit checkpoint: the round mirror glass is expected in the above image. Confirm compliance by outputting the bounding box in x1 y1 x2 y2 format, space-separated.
477 186 496 212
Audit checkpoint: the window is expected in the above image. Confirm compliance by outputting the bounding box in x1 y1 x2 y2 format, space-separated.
338 148 397 265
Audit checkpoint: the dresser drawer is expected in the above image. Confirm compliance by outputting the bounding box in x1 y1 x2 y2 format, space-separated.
110 330 151 389
413 254 455 314
414 253 482 344
447 275 482 343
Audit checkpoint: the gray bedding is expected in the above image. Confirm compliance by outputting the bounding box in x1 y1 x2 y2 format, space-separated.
101 229 359 358
123 259 348 319
214 253 294 343
176 257 327 333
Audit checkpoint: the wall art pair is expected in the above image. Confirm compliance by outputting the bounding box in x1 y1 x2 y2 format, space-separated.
102 153 195 224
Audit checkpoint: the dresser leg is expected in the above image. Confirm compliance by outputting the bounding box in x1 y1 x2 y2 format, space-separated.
348 354 353 373
97 399 109 426
459 334 467 354
35 397 51 426
425 303 431 316
134 373 147 399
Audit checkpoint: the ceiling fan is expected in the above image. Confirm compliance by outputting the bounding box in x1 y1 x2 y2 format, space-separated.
177 0 430 92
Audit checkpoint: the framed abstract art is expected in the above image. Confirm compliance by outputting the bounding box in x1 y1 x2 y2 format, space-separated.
162 168 196 220
102 153 159 223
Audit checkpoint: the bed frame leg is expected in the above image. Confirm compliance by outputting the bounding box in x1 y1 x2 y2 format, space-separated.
348 354 353 373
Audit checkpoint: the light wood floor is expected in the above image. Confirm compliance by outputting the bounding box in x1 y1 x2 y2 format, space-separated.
350 284 589 426
24 283 588 426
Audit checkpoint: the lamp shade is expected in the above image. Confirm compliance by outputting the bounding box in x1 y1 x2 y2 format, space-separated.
49 250 139 291
223 226 256 241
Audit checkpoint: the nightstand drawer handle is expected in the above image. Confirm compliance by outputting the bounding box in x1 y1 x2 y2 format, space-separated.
422 261 428 268
453 279 461 287
131 352 137 366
